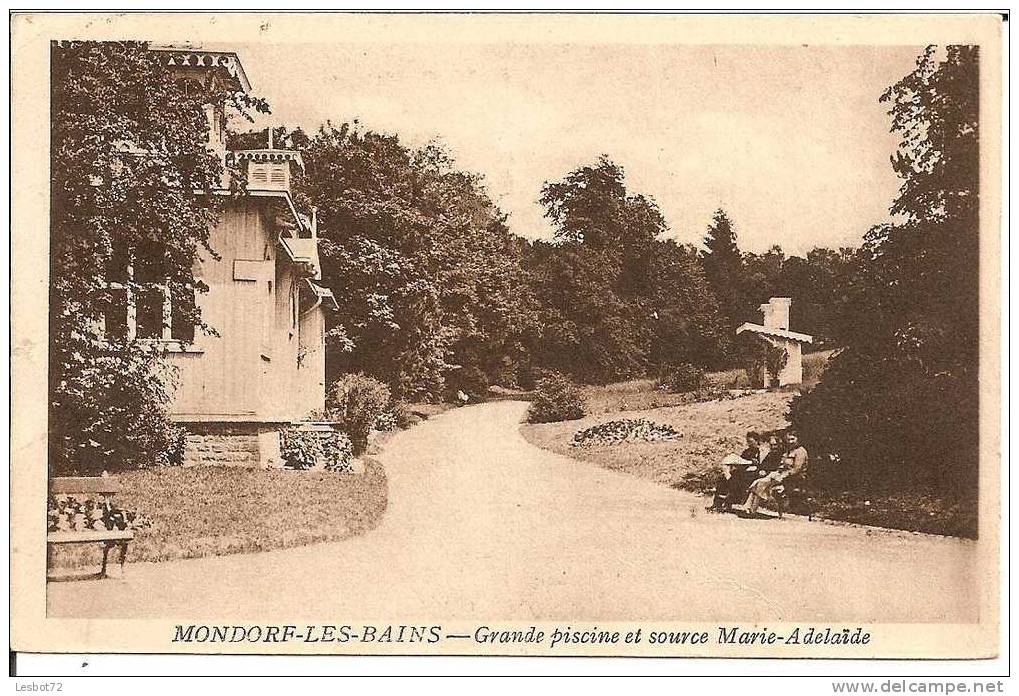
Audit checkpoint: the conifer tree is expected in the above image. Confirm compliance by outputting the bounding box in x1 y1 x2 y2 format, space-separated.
701 208 746 326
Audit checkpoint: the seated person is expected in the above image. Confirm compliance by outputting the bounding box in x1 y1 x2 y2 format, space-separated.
758 432 785 473
781 431 809 480
728 431 763 507
707 452 753 511
744 470 787 517
744 431 810 518
779 431 811 515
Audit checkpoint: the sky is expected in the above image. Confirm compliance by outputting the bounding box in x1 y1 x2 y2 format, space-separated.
230 42 921 255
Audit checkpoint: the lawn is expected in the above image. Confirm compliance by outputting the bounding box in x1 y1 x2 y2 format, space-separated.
49 460 388 569
578 349 837 416
522 389 794 489
520 350 976 537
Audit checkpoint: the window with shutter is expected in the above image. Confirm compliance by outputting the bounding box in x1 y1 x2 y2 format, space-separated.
269 164 286 186
250 164 268 185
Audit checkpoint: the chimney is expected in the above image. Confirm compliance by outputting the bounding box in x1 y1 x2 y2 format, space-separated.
762 297 791 330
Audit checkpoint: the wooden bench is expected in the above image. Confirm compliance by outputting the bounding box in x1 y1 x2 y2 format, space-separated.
47 477 134 579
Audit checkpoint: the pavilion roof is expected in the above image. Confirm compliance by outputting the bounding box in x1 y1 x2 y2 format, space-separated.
736 323 813 344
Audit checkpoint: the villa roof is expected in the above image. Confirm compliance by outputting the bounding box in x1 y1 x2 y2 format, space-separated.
736 323 813 344
228 149 305 172
151 46 252 93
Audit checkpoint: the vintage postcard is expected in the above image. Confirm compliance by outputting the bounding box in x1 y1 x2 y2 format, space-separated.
10 11 1004 661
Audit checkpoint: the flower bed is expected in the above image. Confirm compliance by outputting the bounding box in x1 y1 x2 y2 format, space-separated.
279 424 354 471
47 494 152 533
571 418 682 446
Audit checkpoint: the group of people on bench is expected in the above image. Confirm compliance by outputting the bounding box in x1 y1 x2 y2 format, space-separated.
707 430 808 518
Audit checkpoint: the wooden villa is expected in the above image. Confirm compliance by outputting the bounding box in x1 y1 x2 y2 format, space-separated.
105 47 337 467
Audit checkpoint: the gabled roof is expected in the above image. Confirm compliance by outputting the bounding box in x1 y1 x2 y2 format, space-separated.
737 323 813 344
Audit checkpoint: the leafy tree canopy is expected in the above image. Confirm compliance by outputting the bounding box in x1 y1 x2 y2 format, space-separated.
790 45 980 508
49 40 266 474
290 122 538 400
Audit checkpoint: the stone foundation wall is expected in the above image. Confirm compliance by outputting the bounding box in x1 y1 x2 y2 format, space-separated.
183 424 282 468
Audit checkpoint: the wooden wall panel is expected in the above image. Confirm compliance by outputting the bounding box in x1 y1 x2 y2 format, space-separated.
169 201 272 419
168 198 329 424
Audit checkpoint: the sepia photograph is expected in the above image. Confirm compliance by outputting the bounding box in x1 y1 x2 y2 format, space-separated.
9 11 1005 669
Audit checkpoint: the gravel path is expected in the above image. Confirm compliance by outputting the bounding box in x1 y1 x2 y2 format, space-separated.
47 400 979 622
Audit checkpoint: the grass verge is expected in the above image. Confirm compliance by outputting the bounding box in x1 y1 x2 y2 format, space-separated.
49 460 388 569
520 366 976 537
521 390 794 489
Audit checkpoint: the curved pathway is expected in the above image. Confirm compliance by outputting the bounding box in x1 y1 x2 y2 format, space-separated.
48 401 979 621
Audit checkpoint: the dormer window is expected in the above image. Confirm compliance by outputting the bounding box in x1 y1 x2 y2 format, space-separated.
270 166 286 187
250 163 269 186
229 149 303 194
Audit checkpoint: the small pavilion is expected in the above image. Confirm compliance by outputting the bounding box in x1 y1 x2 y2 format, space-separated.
736 297 813 386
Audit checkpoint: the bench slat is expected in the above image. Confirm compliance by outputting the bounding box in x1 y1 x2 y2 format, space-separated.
47 530 134 544
50 477 122 495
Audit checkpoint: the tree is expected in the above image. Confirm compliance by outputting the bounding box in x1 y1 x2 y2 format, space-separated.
700 208 746 325
764 343 789 386
741 245 864 348
775 247 864 348
531 157 652 382
647 240 730 369
742 244 785 312
789 46 980 510
539 155 629 250
531 156 729 381
293 123 536 400
48 41 264 474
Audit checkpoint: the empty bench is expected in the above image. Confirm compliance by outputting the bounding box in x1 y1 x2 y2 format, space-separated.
47 477 134 579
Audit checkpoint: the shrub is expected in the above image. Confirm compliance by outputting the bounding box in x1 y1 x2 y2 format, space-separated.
448 363 489 401
326 373 391 455
527 372 587 423
158 423 189 467
516 364 538 391
374 411 398 432
391 401 418 429
691 386 733 403
279 427 323 469
737 337 769 388
518 365 556 392
802 349 835 385
49 343 184 476
788 347 978 498
656 363 706 393
740 340 788 388
279 426 354 471
764 344 789 387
